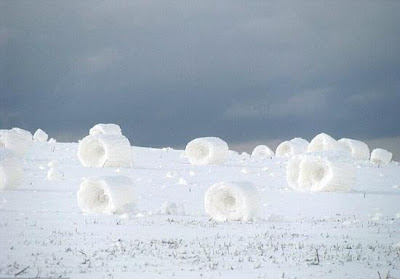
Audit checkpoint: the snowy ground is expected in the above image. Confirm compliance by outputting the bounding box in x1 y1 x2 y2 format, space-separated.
1 142 399 278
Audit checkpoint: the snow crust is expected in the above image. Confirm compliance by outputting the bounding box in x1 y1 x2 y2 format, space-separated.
185 137 229 165
77 176 136 214
205 181 260 221
78 134 133 168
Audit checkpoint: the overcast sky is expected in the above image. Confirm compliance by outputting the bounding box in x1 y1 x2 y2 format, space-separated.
1 1 399 157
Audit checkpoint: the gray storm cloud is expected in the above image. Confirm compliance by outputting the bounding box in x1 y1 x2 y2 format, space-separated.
1 1 399 157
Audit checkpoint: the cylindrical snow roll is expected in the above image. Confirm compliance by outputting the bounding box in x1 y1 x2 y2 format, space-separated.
307 133 347 153
0 128 33 156
287 152 355 192
0 148 24 190
89 123 122 136
78 134 133 168
77 176 136 214
338 138 370 161
185 137 229 165
33 128 48 142
370 148 392 165
205 182 260 222
276 138 309 158
251 145 274 159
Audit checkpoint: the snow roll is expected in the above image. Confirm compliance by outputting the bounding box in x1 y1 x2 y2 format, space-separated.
287 152 355 192
185 137 229 165
78 134 133 167
0 128 33 156
307 133 347 153
338 138 370 161
251 145 274 159
205 181 260 222
89 123 122 136
77 176 136 214
370 148 392 165
276 138 309 158
0 148 24 190
33 128 49 142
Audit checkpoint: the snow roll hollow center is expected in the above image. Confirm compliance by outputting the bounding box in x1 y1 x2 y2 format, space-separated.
81 139 106 166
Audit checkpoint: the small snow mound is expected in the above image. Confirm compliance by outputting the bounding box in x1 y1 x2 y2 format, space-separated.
287 152 355 192
276 138 309 158
251 145 274 159
47 168 63 181
78 134 133 168
89 123 122 136
166 171 178 178
338 138 370 161
0 128 33 156
205 181 260 222
178 177 188 185
77 176 136 214
370 148 392 165
307 133 347 153
48 138 57 144
33 128 48 142
159 201 185 215
185 137 229 166
0 148 24 190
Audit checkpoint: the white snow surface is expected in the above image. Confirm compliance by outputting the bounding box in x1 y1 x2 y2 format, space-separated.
0 148 24 190
371 148 393 165
276 137 309 158
185 137 229 165
77 176 136 214
0 142 399 278
251 145 274 159
89 123 122 136
339 138 370 161
205 181 260 222
33 128 49 142
78 134 133 168
287 152 356 192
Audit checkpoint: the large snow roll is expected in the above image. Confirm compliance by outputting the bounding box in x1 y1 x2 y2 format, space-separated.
77 176 136 214
33 128 48 142
338 138 370 161
89 123 122 136
78 134 133 167
185 137 229 165
307 133 346 153
276 138 309 158
0 128 33 156
251 145 274 159
370 148 392 165
287 152 355 192
205 182 260 222
0 148 24 190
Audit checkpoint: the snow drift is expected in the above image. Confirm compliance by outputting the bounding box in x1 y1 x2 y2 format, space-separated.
77 176 136 214
78 134 133 168
185 137 229 165
338 138 370 161
251 145 274 159
276 138 309 158
89 123 122 136
205 182 260 222
370 148 392 165
287 152 355 192
307 133 347 153
33 129 48 142
0 148 24 190
0 128 33 156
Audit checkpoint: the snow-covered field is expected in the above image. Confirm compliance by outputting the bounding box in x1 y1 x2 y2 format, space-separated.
1 141 400 278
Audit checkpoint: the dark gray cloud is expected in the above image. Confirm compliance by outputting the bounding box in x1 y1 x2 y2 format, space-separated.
1 1 400 156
